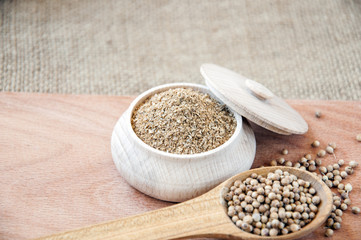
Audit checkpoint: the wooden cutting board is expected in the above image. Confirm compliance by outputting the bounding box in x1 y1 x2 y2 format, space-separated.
0 92 360 240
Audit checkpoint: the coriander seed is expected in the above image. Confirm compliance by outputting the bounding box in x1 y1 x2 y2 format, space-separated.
326 218 334 227
317 150 326 157
340 191 349 199
285 161 293 167
349 161 358 168
328 142 337 149
352 207 360 214
270 160 278 166
334 175 342 182
308 165 317 172
356 134 361 142
345 183 352 192
319 166 327 174
333 222 341 230
334 216 342 223
326 172 333 180
315 111 322 118
340 203 348 211
277 157 285 165
290 224 300 232
281 149 288 155
338 159 345 166
315 158 322 166
311 140 320 147
345 166 354 175
340 171 348 178
335 209 343 216
261 228 269 236
325 228 334 237
344 198 351 205
304 154 312 160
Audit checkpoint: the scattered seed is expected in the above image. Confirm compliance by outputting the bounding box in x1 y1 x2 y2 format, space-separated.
333 164 340 170
349 161 358 168
352 207 360 214
325 228 333 237
277 158 285 165
315 111 322 118
326 218 334 227
340 171 348 178
319 166 327 174
334 216 342 224
290 224 300 232
317 150 326 157
356 134 361 142
335 209 343 217
281 149 288 155
285 161 293 167
264 135 359 237
308 165 317 172
305 154 312 160
340 191 349 199
333 222 341 230
345 183 352 192
345 166 354 175
340 203 348 211
315 158 322 166
311 140 320 148
270 160 278 166
344 199 351 205
328 142 337 149
326 146 334 154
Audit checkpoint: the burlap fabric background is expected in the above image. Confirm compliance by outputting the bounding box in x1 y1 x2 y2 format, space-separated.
1 0 361 100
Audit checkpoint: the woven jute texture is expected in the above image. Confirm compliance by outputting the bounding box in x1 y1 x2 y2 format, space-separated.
1 0 361 100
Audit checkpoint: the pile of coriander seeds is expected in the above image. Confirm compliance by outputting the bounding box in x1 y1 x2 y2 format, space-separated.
266 140 360 237
225 169 320 236
131 88 236 154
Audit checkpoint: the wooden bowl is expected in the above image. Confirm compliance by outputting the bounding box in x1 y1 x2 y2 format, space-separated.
111 83 256 202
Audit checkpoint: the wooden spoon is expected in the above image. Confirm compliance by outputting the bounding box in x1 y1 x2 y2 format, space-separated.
36 167 333 240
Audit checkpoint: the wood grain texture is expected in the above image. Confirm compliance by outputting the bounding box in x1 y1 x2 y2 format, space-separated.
111 83 256 202
0 92 360 240
35 166 333 240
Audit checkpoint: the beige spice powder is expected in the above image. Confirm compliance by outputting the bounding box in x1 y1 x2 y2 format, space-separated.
131 87 237 154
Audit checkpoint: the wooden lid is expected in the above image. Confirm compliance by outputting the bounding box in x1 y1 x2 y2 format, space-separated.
200 63 308 135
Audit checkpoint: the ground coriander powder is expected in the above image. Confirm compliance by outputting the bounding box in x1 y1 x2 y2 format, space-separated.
131 87 237 154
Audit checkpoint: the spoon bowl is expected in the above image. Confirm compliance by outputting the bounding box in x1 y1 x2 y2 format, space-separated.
36 167 333 240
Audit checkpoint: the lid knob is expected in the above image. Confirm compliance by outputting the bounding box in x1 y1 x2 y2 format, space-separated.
245 79 274 100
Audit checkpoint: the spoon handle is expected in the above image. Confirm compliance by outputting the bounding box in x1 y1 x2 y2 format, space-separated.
35 190 232 240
